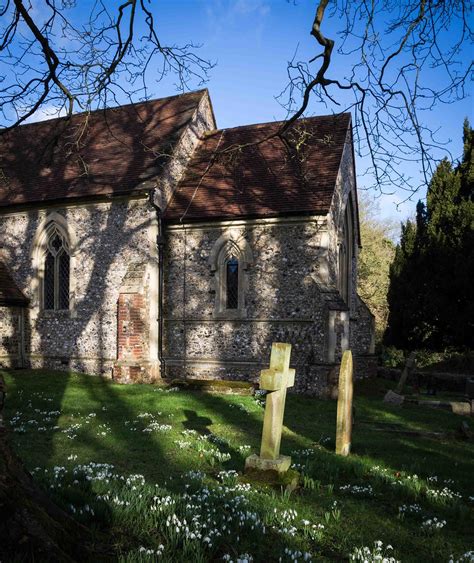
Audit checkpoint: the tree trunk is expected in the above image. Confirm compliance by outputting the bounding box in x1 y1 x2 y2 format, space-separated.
0 375 108 561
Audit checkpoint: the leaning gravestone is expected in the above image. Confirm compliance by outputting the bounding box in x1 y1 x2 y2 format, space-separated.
383 351 417 405
245 342 295 474
395 351 417 394
335 350 353 456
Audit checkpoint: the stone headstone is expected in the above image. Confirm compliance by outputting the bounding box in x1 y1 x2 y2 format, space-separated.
245 342 295 474
395 351 417 394
335 350 353 456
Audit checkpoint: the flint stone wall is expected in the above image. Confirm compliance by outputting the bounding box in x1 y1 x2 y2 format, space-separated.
0 197 155 376
163 217 372 394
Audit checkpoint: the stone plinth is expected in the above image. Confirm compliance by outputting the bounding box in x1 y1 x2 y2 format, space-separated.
244 453 292 474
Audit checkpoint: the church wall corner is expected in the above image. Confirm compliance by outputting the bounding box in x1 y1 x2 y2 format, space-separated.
0 197 156 377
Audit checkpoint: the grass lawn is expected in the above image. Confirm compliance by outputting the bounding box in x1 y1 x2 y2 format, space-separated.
3 369 474 562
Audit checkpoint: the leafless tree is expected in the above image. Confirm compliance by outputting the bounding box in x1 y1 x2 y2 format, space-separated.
279 0 473 193
0 0 213 130
0 1 472 190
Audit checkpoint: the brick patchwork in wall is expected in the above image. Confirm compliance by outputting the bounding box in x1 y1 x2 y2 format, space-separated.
117 293 148 361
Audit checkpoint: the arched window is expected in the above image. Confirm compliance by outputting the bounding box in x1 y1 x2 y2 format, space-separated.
209 230 253 318
43 223 70 310
226 255 239 309
338 196 354 305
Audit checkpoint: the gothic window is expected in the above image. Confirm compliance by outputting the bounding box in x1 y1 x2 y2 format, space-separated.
226 256 239 309
209 231 253 319
43 225 70 310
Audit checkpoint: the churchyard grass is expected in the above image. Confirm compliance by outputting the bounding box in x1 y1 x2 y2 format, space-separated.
3 369 474 562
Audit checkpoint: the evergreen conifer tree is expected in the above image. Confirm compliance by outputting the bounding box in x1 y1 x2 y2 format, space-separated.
385 121 474 350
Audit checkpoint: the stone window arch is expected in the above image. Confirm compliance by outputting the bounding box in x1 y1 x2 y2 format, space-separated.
338 193 354 306
31 212 76 312
209 231 253 318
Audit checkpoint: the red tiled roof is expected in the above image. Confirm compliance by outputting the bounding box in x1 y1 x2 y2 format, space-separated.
0 260 28 306
164 113 351 222
0 90 206 208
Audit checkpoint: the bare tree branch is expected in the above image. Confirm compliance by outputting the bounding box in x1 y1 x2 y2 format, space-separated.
0 0 214 131
278 0 473 194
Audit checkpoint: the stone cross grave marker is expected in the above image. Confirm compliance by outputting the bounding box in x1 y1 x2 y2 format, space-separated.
335 350 353 456
245 342 295 474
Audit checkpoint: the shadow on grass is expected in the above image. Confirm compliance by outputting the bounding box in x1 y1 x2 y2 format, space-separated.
4 370 474 560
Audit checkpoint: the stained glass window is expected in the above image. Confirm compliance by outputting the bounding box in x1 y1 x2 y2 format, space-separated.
43 225 70 310
226 256 239 309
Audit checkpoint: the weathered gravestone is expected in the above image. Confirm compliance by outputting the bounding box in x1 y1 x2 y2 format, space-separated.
335 350 353 456
395 351 417 394
383 351 417 405
245 342 295 474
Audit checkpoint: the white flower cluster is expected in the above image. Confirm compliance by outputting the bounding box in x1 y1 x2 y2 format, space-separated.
150 495 175 512
301 520 325 541
350 540 399 562
291 448 314 458
96 422 111 437
340 483 374 496
421 517 446 532
126 474 146 487
138 544 164 556
182 470 205 481
398 503 422 518
154 386 180 393
449 551 474 563
253 389 267 407
73 461 116 483
63 423 82 439
174 439 191 449
142 422 172 433
426 487 462 503
271 508 299 537
218 470 239 483
213 451 231 463
279 508 298 523
223 553 254 563
69 503 95 516
280 547 312 561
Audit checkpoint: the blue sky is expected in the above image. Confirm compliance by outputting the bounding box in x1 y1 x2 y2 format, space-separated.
26 0 474 225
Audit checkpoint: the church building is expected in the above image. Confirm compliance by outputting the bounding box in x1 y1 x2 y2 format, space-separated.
0 90 375 395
